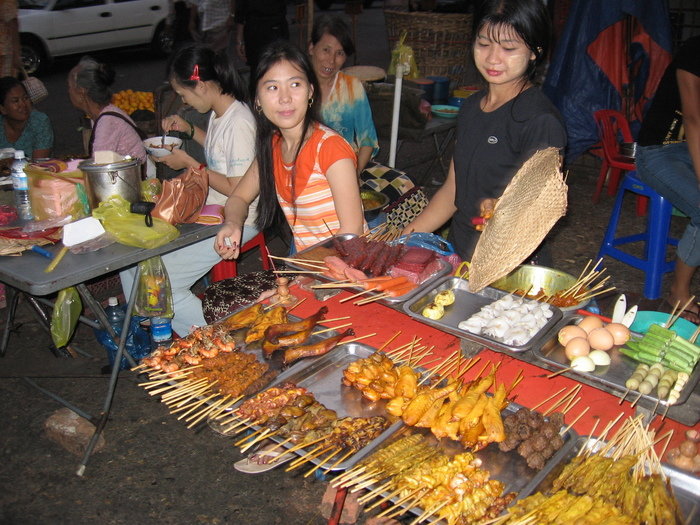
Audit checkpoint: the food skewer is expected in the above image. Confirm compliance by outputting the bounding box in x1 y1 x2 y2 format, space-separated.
234 426 268 447
176 392 219 420
313 323 353 336
340 287 377 303
322 449 355 475
378 331 402 351
186 395 231 428
304 447 343 478
559 406 590 436
240 429 276 454
285 444 334 471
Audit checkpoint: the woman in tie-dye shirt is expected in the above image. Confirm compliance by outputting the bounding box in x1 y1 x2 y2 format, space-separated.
308 15 378 175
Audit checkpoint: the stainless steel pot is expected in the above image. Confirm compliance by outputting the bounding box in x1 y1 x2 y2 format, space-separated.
79 158 142 208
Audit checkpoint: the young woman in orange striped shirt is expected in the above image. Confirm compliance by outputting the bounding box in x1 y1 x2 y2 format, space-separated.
215 41 365 258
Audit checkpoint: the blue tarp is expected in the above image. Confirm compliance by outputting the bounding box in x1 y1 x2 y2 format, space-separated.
543 0 673 162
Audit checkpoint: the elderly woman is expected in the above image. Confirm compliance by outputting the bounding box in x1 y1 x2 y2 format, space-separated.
308 14 378 175
0 76 52 159
67 56 146 162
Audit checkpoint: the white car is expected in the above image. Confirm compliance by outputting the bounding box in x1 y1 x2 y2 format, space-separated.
18 0 172 74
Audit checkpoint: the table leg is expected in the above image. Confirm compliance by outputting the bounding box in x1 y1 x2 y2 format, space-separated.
0 286 20 357
22 377 95 423
327 486 348 525
76 265 142 476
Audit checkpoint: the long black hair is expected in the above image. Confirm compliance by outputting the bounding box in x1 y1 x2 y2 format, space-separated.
311 14 356 57
472 0 551 83
167 44 248 104
252 40 321 232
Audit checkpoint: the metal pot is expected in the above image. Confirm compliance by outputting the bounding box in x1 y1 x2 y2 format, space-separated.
79 158 142 208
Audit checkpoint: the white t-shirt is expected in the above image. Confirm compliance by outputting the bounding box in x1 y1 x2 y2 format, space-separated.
203 99 258 226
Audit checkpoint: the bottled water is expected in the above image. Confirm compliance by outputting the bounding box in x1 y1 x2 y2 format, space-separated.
11 150 33 220
105 296 126 337
150 316 173 349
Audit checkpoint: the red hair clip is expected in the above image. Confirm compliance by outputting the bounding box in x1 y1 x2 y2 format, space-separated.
189 64 200 81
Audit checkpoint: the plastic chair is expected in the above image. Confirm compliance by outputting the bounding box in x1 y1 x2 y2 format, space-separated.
597 172 678 299
211 232 271 282
592 109 637 204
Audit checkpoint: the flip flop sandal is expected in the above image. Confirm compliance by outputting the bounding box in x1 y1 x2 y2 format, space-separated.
233 450 293 474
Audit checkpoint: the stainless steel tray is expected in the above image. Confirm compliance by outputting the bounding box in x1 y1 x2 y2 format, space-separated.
287 234 452 305
530 436 700 523
534 315 700 408
257 342 403 471
402 276 564 353
367 403 579 522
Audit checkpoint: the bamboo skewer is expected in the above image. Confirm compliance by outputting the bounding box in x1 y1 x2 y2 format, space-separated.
378 331 402 351
559 406 590 436
322 449 354 475
360 482 395 507
344 333 376 345
531 387 567 411
285 445 333 471
240 429 276 454
186 395 231 428
340 287 377 303
304 447 342 478
313 323 352 336
234 426 267 447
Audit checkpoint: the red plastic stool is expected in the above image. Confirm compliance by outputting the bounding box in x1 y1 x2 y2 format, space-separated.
211 232 270 282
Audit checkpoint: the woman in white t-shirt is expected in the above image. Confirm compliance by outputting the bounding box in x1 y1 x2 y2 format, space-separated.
121 44 257 336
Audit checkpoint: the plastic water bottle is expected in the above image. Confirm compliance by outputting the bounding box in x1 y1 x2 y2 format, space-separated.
105 296 126 338
11 150 33 220
150 316 173 349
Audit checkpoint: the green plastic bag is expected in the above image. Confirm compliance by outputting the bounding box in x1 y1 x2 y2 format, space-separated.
388 31 420 79
50 286 82 348
92 195 179 249
134 256 174 318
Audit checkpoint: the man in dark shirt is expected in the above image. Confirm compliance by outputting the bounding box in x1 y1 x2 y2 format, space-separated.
637 36 700 320
233 0 289 73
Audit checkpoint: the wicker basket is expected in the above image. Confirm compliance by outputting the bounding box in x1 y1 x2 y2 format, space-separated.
384 9 473 85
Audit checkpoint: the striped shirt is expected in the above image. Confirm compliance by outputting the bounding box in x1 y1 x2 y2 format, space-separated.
272 123 359 251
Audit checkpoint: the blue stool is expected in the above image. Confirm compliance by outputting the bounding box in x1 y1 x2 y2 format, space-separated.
597 172 678 299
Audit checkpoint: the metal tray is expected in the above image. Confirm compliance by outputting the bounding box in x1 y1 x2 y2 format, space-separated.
287 234 452 305
530 436 700 523
402 276 564 354
534 315 700 408
255 342 403 471
366 403 579 522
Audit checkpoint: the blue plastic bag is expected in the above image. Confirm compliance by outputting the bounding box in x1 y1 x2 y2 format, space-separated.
93 317 151 370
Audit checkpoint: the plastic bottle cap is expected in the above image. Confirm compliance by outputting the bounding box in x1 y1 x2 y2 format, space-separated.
107 296 119 307
14 150 25 160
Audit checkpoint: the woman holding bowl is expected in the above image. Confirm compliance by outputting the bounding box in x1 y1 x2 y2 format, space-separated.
403 0 566 262
122 44 257 336
215 40 365 259
308 14 378 175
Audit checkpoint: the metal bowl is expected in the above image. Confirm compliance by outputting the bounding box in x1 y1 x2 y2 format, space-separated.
490 265 590 312
361 189 389 222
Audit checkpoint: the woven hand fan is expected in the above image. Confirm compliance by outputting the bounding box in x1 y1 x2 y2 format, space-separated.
468 147 567 292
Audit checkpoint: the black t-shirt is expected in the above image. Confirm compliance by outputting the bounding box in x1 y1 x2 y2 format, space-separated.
638 36 700 146
448 87 566 260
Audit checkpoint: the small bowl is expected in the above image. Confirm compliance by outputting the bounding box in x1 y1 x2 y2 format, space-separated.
431 104 460 119
490 264 590 312
361 189 389 222
448 96 466 107
629 311 697 340
144 136 183 158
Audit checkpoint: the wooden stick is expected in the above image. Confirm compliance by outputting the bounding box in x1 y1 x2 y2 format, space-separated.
360 481 395 506
313 323 352 336
667 295 695 328
176 392 219 420
274 270 325 274
531 387 567 411
344 333 376 345
322 449 354 475
304 447 342 478
286 296 307 313
630 391 644 408
285 445 332 471
559 406 590 436
240 428 274 454
275 434 330 462
378 331 402 352
546 366 574 379
268 255 327 267
562 396 581 415
212 397 243 420
234 426 267 447
323 316 352 323
186 395 231 428
340 287 376 303
354 293 390 305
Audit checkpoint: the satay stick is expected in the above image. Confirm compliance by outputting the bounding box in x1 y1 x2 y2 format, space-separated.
274 270 325 274
234 426 267 447
187 395 231 428
359 481 395 506
313 323 352 336
322 449 354 475
378 330 402 352
304 447 343 478
285 445 333 471
343 333 376 345
546 366 575 379
376 488 424 518
268 255 327 267
131 363 149 371
148 379 191 396
162 379 215 403
667 295 696 328
322 316 351 323
350 476 381 493
275 434 331 463
340 287 377 303
312 282 358 288
387 337 423 358
331 465 367 486
630 391 644 408
212 397 243 420
240 428 276 454
176 392 219 420
139 370 196 387
411 500 451 525
354 292 391 305
562 396 581 415
543 384 582 416
286 297 306 313
559 406 590 436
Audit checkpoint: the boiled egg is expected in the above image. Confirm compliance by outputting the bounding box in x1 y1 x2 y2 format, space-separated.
588 327 614 351
605 322 630 345
589 349 612 366
578 315 604 334
565 337 590 360
571 355 596 372
558 325 588 346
